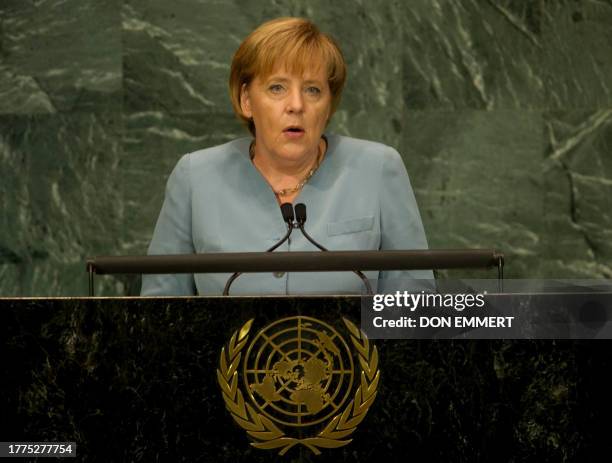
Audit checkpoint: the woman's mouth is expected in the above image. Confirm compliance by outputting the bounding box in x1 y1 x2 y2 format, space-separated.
283 126 305 138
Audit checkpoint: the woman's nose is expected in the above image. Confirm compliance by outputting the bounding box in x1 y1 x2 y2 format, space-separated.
286 89 304 113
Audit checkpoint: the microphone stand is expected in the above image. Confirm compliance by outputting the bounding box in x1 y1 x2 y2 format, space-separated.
223 203 374 296
223 203 295 295
293 204 373 295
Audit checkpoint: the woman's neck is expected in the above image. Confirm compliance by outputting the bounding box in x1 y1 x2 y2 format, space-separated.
251 138 325 191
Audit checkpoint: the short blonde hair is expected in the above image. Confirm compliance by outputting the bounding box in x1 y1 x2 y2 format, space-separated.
229 17 347 136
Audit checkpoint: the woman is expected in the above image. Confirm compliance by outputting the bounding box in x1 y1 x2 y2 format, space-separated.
141 17 432 296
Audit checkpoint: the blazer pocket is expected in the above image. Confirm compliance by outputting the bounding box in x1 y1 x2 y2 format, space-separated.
327 216 375 236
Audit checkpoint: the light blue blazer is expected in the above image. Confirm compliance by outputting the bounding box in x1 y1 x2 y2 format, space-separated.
141 134 433 295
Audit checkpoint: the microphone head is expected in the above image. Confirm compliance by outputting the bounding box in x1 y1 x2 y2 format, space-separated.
294 203 307 225
280 203 295 224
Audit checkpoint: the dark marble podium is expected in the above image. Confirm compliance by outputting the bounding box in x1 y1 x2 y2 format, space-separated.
1 297 608 462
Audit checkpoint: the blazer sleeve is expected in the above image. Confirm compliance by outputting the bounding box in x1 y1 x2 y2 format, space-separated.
378 147 434 291
141 154 197 296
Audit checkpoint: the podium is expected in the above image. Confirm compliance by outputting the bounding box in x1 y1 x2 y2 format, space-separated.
1 295 606 461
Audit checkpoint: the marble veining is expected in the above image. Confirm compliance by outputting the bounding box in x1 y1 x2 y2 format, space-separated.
2 297 608 461
0 0 611 295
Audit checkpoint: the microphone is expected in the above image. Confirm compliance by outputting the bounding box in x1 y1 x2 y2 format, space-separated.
294 203 325 251
269 203 296 252
293 203 373 295
223 203 295 296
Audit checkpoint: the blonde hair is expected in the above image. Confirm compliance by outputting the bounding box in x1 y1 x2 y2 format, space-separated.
229 17 347 136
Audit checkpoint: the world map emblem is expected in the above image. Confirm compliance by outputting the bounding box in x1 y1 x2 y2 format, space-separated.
217 316 380 455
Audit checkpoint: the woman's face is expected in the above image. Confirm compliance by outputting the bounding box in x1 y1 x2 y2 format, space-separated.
240 64 331 164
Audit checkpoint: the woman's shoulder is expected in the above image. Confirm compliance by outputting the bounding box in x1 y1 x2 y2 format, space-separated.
326 134 401 164
182 138 251 170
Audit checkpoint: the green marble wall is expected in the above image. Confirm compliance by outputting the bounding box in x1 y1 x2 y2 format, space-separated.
1 0 611 296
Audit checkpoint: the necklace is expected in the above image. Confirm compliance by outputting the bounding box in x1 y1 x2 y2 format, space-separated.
249 138 326 197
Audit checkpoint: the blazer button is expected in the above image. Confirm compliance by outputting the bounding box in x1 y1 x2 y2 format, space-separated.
273 272 285 278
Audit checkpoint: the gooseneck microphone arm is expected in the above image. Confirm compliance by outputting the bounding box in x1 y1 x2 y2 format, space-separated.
293 203 374 296
294 203 327 252
223 203 295 296
267 203 296 252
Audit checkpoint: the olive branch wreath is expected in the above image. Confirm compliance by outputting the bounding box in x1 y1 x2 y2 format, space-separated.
217 317 380 456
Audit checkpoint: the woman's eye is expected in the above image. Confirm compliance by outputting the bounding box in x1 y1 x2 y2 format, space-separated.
269 84 285 94
306 86 321 95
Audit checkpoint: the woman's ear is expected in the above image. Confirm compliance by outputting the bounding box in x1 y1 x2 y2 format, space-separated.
240 84 252 118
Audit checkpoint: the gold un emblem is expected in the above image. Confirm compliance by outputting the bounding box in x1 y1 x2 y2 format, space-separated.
217 316 380 455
